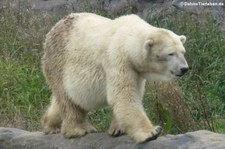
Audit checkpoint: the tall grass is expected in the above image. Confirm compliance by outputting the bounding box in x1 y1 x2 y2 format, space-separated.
0 5 224 134
0 7 56 130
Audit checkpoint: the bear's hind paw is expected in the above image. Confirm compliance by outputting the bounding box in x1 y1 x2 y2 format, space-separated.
61 124 97 138
62 127 87 138
44 127 61 135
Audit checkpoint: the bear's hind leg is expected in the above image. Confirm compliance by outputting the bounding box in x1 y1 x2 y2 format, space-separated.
60 97 97 138
42 96 62 134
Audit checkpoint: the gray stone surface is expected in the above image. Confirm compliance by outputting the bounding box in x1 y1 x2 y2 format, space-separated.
1 127 225 149
0 0 224 30
1 0 224 30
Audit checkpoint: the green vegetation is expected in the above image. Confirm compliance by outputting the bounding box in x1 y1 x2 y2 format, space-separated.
0 6 224 134
0 9 54 130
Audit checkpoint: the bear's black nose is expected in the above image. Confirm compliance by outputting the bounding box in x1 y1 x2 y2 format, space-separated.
180 67 189 74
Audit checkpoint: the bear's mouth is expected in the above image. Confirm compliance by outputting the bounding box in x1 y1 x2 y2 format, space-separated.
170 71 182 77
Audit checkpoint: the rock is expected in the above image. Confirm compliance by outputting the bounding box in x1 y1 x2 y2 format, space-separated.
1 0 224 30
0 127 225 149
171 0 225 31
1 0 169 17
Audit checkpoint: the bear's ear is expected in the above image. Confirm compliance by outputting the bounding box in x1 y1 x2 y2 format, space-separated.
144 39 154 50
180 35 186 44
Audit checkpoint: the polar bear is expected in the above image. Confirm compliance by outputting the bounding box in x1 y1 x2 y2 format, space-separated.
42 13 189 143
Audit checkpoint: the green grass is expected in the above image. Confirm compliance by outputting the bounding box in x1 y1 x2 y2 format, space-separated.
0 58 49 130
0 9 54 130
0 7 224 134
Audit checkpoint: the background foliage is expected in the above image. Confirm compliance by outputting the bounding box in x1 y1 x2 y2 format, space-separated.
0 4 224 134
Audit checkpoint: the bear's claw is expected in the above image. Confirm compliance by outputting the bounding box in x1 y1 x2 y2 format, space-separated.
143 125 162 143
155 125 163 133
111 129 125 137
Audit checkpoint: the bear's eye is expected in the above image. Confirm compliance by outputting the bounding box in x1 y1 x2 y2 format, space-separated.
168 53 175 56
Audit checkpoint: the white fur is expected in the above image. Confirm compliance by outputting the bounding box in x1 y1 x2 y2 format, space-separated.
60 13 188 111
43 13 188 143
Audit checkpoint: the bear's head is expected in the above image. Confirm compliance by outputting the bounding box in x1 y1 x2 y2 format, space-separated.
133 28 189 81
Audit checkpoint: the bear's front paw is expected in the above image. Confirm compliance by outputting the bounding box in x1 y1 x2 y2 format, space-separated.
108 127 125 137
108 118 125 137
133 125 162 143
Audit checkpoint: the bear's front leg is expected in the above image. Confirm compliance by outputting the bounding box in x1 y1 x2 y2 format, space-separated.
108 114 125 137
112 102 162 143
106 69 162 143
